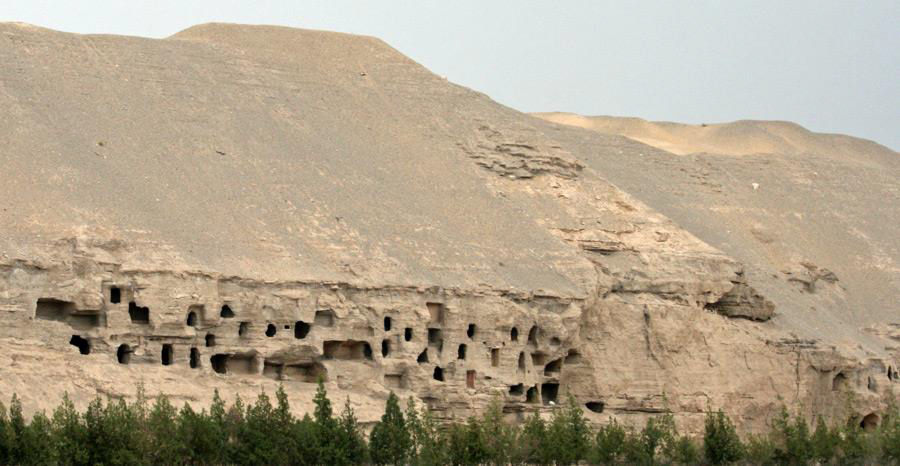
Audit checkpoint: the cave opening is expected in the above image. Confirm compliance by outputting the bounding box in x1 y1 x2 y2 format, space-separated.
69 335 90 355
128 302 150 324
295 321 311 339
541 383 559 405
220 305 235 318
109 287 121 304
314 310 335 327
457 344 467 360
211 354 228 374
265 324 277 337
161 344 173 366
586 401 605 413
116 344 131 364
190 348 200 369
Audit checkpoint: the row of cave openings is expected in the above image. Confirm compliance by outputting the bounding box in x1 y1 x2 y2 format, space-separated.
832 367 899 431
40 292 601 409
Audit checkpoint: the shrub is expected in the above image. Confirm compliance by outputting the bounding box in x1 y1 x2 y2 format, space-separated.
591 418 626 464
446 417 489 466
370 392 411 465
771 406 813 465
545 394 592 465
703 409 743 464
880 400 900 463
517 411 550 465
405 398 446 466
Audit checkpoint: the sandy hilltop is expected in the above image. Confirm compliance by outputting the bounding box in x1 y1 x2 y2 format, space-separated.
0 22 897 433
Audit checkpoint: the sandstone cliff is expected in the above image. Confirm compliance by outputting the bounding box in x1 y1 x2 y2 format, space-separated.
0 23 896 434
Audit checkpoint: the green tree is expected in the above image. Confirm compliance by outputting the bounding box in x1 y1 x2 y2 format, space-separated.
517 411 550 465
291 413 318 466
224 394 247 463
809 415 838 463
545 394 591 465
624 412 677 465
591 418 627 464
880 400 900 463
176 403 221 465
50 394 90 466
479 397 517 466
0 399 11 465
446 417 488 466
405 398 445 466
7 394 27 464
336 397 368 465
743 433 777 466
236 391 280 465
370 392 411 465
146 395 182 465
703 409 743 464
771 407 813 465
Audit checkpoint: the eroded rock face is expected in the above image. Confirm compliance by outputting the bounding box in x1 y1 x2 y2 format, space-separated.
0 22 897 433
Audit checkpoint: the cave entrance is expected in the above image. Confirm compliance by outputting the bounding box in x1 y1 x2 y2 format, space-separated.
161 344 174 365
116 344 131 364
211 354 228 374
586 401 605 413
323 340 373 361
109 287 121 304
220 305 235 318
190 348 200 369
426 302 444 324
69 335 90 355
128 302 150 324
314 310 335 327
295 321 311 339
541 383 559 405
265 324 277 337
860 413 880 431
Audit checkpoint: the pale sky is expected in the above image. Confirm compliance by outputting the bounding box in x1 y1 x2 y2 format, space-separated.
2 0 898 150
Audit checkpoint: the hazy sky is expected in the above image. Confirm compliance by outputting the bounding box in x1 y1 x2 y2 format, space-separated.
2 1 898 150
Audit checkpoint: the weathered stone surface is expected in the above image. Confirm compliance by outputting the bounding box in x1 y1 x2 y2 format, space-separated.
0 23 896 434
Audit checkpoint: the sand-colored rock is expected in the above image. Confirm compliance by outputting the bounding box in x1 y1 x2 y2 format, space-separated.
0 23 896 433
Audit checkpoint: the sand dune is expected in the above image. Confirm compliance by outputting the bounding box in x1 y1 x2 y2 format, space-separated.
534 112 897 161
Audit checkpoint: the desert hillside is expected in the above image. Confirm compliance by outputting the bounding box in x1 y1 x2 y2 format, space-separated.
534 112 898 161
0 23 896 433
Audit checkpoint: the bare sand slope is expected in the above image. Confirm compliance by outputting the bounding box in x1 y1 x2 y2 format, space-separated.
533 112 899 347
535 112 897 162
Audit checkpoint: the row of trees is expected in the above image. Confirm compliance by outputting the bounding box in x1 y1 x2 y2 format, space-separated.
0 382 898 465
